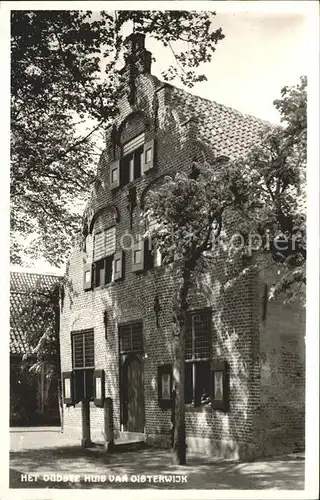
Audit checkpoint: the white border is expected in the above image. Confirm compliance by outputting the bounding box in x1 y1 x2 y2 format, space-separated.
1 2 319 499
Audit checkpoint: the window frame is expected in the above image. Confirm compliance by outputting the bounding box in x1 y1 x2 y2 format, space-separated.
71 329 95 370
185 308 212 409
93 226 116 289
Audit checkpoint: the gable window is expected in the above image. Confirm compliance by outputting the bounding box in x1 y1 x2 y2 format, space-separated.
120 133 144 187
93 226 116 288
110 133 155 190
185 309 212 407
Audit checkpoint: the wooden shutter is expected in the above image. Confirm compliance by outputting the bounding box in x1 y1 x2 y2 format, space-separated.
132 240 144 272
94 231 105 261
94 227 116 261
158 364 173 409
105 226 116 256
114 251 124 281
93 369 105 407
211 361 230 412
83 263 93 291
142 139 155 173
62 371 74 406
110 160 120 189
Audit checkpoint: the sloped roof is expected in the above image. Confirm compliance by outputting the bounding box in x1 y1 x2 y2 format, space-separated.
170 84 271 159
10 272 61 355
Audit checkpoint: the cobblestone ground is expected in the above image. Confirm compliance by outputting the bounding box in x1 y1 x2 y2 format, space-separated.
9 428 305 490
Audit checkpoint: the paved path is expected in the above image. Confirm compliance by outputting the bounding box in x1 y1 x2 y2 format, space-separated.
9 428 305 490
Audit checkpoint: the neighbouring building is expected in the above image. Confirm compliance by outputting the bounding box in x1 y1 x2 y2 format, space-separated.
10 270 61 426
60 34 305 460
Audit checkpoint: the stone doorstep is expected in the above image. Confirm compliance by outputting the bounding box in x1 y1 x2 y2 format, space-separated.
86 431 148 453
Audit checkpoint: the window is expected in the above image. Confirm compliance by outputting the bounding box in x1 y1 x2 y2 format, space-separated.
110 134 155 190
119 322 143 354
120 133 145 187
71 329 95 402
93 227 116 287
72 330 95 369
185 310 212 407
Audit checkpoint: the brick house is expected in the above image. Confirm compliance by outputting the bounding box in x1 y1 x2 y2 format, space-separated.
10 271 61 426
60 34 305 460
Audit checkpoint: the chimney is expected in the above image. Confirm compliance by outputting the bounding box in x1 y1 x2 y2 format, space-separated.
123 32 152 75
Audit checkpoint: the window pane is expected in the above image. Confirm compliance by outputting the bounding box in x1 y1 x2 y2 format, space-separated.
134 147 143 179
84 332 94 367
119 323 143 353
120 156 130 186
72 331 94 369
105 255 114 284
119 325 132 353
85 270 91 283
185 362 193 404
73 334 84 368
196 361 211 406
193 313 211 359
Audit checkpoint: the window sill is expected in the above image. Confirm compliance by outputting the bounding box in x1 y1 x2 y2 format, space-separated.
185 404 212 413
93 282 115 291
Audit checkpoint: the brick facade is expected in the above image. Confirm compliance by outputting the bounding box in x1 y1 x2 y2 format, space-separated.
60 34 305 460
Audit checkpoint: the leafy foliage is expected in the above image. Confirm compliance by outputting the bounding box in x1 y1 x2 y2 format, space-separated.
11 10 224 266
18 281 62 379
231 76 307 302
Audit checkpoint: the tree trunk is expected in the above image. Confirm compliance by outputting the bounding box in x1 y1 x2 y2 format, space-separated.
57 378 64 431
172 265 191 465
172 318 186 464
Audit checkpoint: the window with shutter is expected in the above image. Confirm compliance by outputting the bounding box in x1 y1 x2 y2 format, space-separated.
72 330 95 369
185 309 212 408
93 227 116 287
71 330 95 403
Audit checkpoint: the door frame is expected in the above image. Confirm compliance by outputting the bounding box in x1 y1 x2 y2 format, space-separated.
120 352 145 432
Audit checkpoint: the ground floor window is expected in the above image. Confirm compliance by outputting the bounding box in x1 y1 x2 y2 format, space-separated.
185 309 212 408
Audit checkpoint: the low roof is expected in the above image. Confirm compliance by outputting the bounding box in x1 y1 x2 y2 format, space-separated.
10 271 61 356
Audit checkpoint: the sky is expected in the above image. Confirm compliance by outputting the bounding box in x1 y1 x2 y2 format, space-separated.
7 2 311 274
147 9 308 124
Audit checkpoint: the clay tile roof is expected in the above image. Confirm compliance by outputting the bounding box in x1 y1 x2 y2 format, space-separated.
10 271 61 356
171 85 272 159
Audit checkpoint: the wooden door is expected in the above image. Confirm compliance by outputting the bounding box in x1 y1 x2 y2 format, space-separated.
126 355 144 433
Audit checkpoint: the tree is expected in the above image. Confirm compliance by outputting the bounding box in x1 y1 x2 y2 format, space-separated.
11 10 224 266
17 280 63 425
144 162 249 464
229 76 307 303
144 76 306 464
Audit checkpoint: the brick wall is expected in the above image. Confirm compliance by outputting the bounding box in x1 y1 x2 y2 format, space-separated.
60 67 304 459
252 266 305 458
